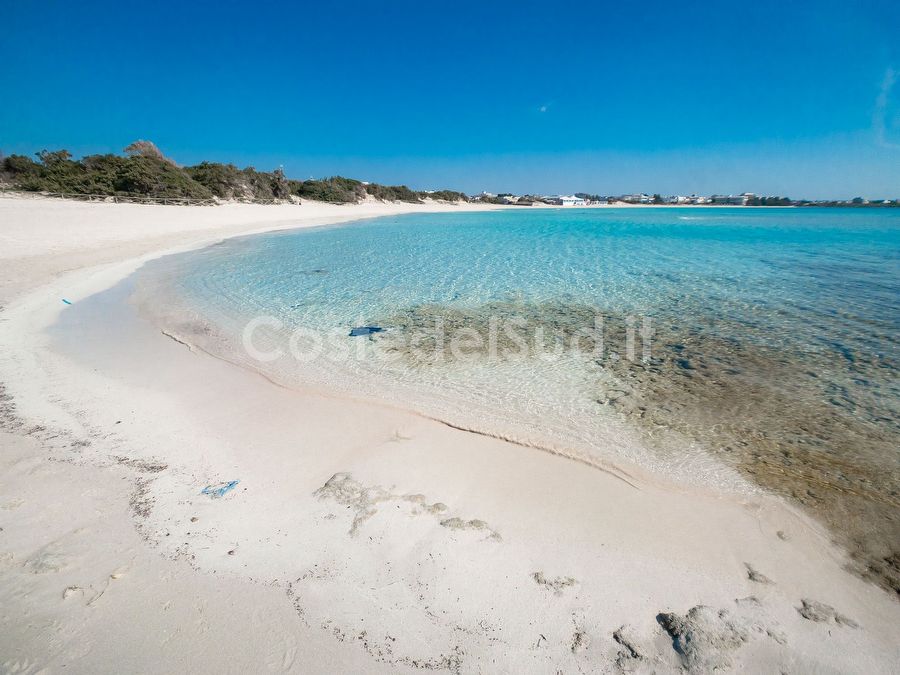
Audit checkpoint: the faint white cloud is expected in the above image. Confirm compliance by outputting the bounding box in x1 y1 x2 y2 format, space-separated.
874 66 899 149
539 104 548 113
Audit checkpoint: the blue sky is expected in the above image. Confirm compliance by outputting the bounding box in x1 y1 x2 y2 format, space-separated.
2 0 898 198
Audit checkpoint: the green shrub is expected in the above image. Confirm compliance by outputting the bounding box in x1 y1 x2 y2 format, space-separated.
1 142 467 204
3 154 40 178
114 156 212 198
291 176 365 203
365 183 421 203
420 190 468 202
184 162 246 199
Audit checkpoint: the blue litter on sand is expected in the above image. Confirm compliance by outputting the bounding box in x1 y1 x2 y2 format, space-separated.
349 326 384 337
202 480 240 498
61 298 73 305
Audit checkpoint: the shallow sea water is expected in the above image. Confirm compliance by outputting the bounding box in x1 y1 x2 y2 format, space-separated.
134 207 900 592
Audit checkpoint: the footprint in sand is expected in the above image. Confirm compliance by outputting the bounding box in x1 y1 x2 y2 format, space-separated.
25 550 67 574
1 498 24 510
63 585 84 600
532 571 578 595
744 562 774 584
2 658 40 674
797 599 859 628
251 606 298 671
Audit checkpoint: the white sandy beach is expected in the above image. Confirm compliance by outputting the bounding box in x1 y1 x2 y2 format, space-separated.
1 196 898 674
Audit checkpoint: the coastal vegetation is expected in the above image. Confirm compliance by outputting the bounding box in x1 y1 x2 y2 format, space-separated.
3 143 896 208
0 142 469 204
421 189 469 202
2 148 213 200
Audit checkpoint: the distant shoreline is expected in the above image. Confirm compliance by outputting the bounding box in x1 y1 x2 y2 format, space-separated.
8 188 898 210
4 189 898 211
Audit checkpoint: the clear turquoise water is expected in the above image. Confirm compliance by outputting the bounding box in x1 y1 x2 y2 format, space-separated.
132 206 900 590
169 207 899 351
137 207 900 491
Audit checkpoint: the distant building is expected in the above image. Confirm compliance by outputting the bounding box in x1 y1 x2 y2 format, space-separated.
469 191 497 202
558 195 587 206
620 193 653 204
710 194 749 205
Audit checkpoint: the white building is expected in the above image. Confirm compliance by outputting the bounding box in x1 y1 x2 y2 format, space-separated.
558 195 586 206
664 195 690 204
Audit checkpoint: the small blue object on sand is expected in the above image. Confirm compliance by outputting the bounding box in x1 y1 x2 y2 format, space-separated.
62 298 72 305
202 480 240 498
349 326 384 337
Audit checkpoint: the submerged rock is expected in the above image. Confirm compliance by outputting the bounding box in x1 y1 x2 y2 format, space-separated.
349 325 384 337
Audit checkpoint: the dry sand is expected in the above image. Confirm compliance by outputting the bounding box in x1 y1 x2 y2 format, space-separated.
0 195 897 673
